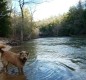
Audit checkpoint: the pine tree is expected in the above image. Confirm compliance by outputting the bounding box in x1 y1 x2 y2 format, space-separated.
0 0 11 37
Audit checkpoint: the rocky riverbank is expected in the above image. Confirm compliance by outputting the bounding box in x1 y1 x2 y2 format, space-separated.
0 38 12 71
0 38 26 80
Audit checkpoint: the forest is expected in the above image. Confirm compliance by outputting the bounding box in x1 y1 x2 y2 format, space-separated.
0 0 86 41
38 0 86 37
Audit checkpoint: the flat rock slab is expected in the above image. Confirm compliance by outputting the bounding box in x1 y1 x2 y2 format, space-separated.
24 60 74 80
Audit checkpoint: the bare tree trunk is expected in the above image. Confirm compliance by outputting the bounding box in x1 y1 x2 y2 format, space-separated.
13 9 16 40
19 0 24 43
20 7 24 42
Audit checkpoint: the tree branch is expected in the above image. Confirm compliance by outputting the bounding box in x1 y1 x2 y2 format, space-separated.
23 0 49 5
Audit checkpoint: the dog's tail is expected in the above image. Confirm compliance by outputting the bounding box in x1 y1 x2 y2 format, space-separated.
0 44 5 53
0 44 5 49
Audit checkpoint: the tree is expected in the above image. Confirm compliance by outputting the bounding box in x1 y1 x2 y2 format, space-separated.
11 7 37 40
58 0 86 36
0 0 11 37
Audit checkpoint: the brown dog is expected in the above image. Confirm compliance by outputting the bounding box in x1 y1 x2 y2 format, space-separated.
0 44 28 74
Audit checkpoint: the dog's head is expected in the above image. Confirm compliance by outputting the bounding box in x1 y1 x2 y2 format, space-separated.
19 51 29 64
0 44 5 49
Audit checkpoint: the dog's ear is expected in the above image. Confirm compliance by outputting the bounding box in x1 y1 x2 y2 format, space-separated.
19 52 22 56
26 52 29 56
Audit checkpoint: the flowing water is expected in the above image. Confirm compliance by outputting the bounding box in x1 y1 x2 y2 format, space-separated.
0 37 86 80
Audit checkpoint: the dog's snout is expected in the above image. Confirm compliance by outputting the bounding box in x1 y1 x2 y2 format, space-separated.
21 57 27 64
23 57 27 61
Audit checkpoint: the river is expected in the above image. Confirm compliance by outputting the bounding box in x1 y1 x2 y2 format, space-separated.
0 37 86 80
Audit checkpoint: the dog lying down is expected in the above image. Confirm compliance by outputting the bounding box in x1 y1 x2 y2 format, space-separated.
0 44 29 74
